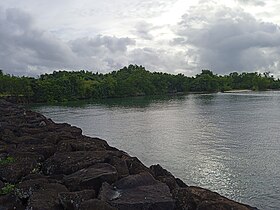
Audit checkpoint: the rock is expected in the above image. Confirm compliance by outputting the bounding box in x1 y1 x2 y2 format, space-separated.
175 178 188 188
81 136 115 151
190 186 258 210
1 128 17 144
150 164 180 191
173 187 197 210
63 163 118 192
19 126 49 136
10 150 45 162
16 143 56 160
0 194 25 210
42 151 121 175
47 123 82 137
99 172 175 210
16 135 45 145
58 190 96 210
80 199 117 210
107 184 175 210
197 201 257 210
41 132 60 145
26 183 68 210
107 156 129 179
173 186 258 210
0 180 4 189
114 172 157 189
39 121 47 127
190 186 226 202
124 156 149 175
0 155 37 183
57 137 109 152
21 174 49 182
16 178 50 201
0 144 16 154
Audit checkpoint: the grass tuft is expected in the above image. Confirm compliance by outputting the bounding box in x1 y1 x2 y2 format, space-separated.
0 183 15 195
0 156 15 165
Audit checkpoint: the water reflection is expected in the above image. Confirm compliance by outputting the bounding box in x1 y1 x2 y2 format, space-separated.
194 93 216 105
32 92 280 210
182 94 239 199
92 95 185 108
31 95 186 110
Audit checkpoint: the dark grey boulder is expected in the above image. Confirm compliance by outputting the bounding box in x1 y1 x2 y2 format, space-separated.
80 199 117 210
99 172 175 210
173 186 258 210
16 178 50 201
42 151 119 175
16 143 56 160
114 172 157 189
0 180 4 189
106 156 129 179
63 163 118 191
150 164 180 192
123 156 149 175
26 183 68 210
0 194 25 210
0 155 37 183
59 190 96 210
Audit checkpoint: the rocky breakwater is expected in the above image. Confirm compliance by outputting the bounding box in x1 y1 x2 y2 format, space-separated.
0 99 258 210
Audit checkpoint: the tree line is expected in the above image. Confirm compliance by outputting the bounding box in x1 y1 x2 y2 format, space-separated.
1 65 280 102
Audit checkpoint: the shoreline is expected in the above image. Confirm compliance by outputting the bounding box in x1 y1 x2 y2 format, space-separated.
1 89 280 105
0 99 258 209
223 89 252 93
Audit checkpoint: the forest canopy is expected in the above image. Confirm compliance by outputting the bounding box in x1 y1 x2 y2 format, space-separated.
0 65 279 102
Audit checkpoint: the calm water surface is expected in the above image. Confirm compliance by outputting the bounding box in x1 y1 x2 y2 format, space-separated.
32 91 280 210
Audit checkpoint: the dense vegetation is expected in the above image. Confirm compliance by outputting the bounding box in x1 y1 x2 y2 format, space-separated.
1 65 280 102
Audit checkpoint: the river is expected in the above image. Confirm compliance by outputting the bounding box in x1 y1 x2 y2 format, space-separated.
32 91 280 210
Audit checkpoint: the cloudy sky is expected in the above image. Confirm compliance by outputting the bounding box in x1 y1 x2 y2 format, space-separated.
1 0 280 77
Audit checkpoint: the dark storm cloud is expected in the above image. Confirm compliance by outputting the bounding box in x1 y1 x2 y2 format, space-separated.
173 3 280 74
0 8 135 76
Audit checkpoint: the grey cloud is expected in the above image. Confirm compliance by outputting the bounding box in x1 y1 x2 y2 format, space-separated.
235 0 266 6
121 0 178 19
5 8 33 28
129 47 191 74
0 6 190 76
0 8 76 75
133 21 154 40
174 3 280 75
69 36 135 71
70 36 135 55
0 8 135 76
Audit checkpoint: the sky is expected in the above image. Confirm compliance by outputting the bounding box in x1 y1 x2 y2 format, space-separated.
1 0 280 77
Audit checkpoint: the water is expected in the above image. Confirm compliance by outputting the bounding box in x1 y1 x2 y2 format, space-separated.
32 91 280 210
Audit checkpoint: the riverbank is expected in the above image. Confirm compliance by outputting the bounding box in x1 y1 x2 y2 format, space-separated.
1 89 279 105
223 89 252 93
0 99 258 210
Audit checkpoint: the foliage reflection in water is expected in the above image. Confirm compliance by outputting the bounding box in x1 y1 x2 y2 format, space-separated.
32 91 280 210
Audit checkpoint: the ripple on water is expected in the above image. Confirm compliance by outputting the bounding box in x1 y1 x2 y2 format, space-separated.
32 92 280 210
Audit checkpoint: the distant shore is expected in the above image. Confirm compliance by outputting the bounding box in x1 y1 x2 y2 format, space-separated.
223 89 252 93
